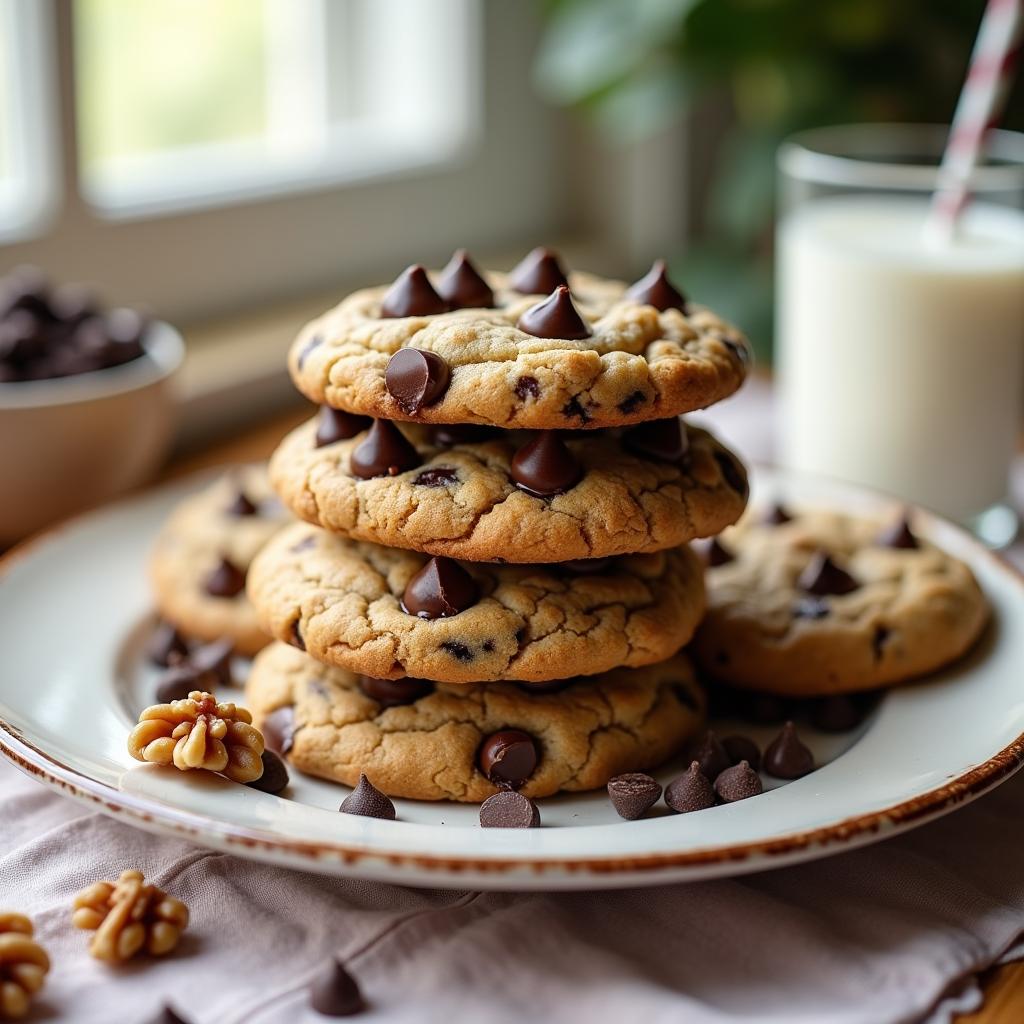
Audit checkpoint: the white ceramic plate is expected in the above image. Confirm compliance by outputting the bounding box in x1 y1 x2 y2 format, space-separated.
1 469 1022 891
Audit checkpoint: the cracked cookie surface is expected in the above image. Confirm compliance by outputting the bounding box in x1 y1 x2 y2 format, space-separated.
246 642 705 801
692 510 989 695
270 416 748 562
150 466 292 655
247 522 705 683
288 269 750 430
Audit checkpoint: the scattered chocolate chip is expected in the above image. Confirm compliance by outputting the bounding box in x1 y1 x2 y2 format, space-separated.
510 431 582 498
562 557 612 574
296 333 323 370
617 390 646 414
703 538 732 567
714 760 763 802
316 405 370 447
722 735 761 772
204 558 246 598
872 624 891 659
508 247 569 294
350 419 421 478
155 664 203 704
737 691 792 724
359 675 434 707
878 514 918 549
401 556 479 618
437 249 494 308
439 640 473 661
385 348 451 413
713 450 747 495
225 490 258 516
798 552 858 596
625 259 687 313
665 762 716 813
623 417 688 463
478 729 538 787
687 730 731 781
379 264 450 318
144 1005 194 1024
147 620 189 667
189 638 234 688
247 750 290 794
516 286 591 340
765 502 793 525
309 957 366 1017
514 375 540 400
479 789 540 828
809 694 865 733
432 423 499 446
290 620 306 651
413 466 458 487
763 721 815 779
262 706 295 756
339 774 396 820
607 773 662 820
793 596 830 620
562 396 590 422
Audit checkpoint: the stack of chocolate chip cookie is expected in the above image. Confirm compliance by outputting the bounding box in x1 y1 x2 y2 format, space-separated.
243 248 753 812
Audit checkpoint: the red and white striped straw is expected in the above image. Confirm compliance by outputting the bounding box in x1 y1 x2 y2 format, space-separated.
926 0 1023 242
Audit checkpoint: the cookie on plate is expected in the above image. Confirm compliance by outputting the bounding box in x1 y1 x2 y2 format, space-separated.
288 252 750 431
150 466 291 655
692 509 989 695
247 522 706 683
270 411 747 562
246 642 705 801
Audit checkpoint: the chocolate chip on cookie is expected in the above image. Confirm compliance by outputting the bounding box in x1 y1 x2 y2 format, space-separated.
798 552 858 596
510 431 582 498
478 729 538 787
705 538 734 567
340 774 397 820
412 467 458 488
437 249 494 309
623 417 689 463
765 502 793 525
225 489 258 517
350 419 421 478
315 406 369 448
479 790 540 828
379 264 450 318
431 423 499 446
358 675 434 707
517 286 591 340
508 247 569 295
204 557 246 598
401 556 479 619
384 348 451 413
878 514 918 550
625 259 687 313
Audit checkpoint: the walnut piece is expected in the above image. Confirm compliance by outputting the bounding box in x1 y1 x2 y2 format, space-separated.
71 870 189 963
128 690 264 783
0 913 50 1020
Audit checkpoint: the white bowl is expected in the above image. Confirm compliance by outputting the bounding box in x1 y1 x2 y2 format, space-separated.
0 322 184 545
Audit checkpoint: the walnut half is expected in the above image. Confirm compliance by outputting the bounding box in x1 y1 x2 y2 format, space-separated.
71 870 189 963
128 690 264 783
0 912 50 1020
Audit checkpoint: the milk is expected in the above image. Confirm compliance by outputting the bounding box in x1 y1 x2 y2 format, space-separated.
776 195 1024 522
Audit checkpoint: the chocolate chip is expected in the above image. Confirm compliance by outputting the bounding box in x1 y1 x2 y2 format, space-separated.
262 706 295 756
713 450 747 495
737 691 792 724
623 417 688 463
204 558 246 598
687 730 731 781
401 556 479 618
479 789 540 828
316 405 370 447
379 264 450 318
350 419 421 478
437 249 494 308
508 247 569 295
705 538 734 567
439 640 473 661
224 489 258 516
514 375 540 400
296 333 322 370
309 957 366 1017
247 750 290 794
617 390 646 414
763 721 815 779
793 596 830 620
478 729 538 787
562 396 590 422
385 348 451 413
189 638 234 688
340 773 396 820
625 259 687 313
809 694 865 733
510 431 582 498
155 664 202 704
147 620 189 667
482 640 495 652
665 762 716 813
413 467 458 487
607 773 662 820
432 423 499 446
765 502 793 525
878 514 918 549
358 675 434 707
672 682 699 710
562 557 612 574
722 735 761 772
290 620 306 651
144 1005 193 1024
714 760 763 802
516 286 591 340
872 624 891 659
798 552 858 596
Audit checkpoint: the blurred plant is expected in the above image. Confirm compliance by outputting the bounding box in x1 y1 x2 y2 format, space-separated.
534 0 1024 355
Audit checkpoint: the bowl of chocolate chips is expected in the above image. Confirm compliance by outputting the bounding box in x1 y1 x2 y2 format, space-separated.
0 266 184 544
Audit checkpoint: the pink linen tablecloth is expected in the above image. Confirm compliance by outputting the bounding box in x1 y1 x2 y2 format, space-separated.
5 381 1024 1024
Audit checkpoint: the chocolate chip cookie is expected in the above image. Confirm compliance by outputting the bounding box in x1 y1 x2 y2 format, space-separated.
150 466 291 655
246 642 705 801
269 411 747 562
288 252 750 431
692 509 989 695
247 522 705 683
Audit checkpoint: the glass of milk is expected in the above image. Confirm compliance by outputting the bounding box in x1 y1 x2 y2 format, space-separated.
775 124 1024 544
